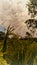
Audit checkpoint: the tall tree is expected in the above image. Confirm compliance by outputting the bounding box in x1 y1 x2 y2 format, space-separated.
27 0 37 17
25 0 37 37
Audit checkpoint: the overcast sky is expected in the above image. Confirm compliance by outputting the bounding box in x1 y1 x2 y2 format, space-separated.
0 0 31 37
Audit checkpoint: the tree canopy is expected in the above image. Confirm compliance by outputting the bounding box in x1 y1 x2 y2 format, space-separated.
27 0 37 17
25 0 37 37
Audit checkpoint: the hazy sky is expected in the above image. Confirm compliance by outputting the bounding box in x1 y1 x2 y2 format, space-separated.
0 0 31 37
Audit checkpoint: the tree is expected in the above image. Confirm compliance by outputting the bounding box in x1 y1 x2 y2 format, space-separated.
27 0 37 17
2 25 14 53
25 0 37 37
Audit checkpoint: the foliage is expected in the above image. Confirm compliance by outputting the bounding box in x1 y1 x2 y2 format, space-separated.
0 37 37 65
27 0 37 17
0 26 37 65
25 0 37 37
0 56 9 65
25 19 37 37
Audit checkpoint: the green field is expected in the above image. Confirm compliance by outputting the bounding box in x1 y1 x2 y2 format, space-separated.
0 38 37 65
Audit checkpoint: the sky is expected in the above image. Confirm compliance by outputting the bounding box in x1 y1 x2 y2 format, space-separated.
0 0 32 37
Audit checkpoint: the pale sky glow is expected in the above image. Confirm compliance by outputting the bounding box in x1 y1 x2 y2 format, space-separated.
0 0 30 37
0 0 37 37
12 0 28 12
0 0 29 25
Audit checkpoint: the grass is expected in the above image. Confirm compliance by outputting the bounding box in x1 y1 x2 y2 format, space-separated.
0 38 37 65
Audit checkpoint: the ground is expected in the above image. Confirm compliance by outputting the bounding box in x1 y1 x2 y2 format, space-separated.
0 38 37 65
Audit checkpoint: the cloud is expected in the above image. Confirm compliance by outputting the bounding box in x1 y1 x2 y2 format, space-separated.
0 0 30 37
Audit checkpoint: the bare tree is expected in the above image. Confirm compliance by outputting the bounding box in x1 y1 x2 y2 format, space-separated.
2 25 14 53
